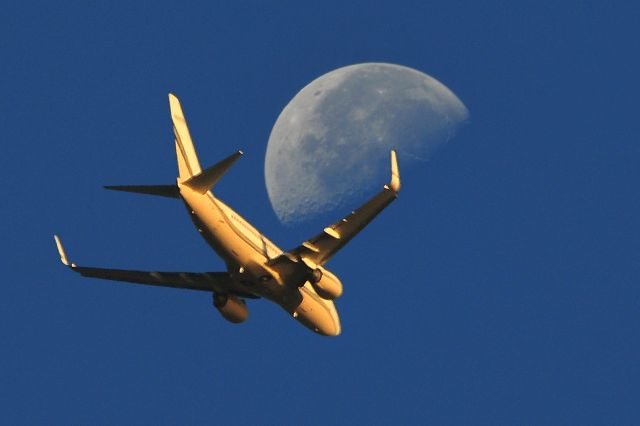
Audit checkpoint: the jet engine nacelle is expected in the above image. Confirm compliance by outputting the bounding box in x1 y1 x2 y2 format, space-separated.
309 268 343 300
213 294 249 323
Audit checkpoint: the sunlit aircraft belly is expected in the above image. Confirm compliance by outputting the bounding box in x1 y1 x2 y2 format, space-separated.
179 190 277 288
180 187 341 336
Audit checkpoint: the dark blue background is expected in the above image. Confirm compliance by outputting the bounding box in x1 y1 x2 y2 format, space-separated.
2 1 638 424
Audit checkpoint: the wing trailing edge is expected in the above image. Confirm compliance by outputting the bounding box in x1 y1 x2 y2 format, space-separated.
52 235 258 298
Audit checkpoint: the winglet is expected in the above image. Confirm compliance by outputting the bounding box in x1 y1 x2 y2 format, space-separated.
389 150 401 193
53 235 73 267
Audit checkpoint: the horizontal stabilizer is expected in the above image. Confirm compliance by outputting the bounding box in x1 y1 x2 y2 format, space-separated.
104 185 179 198
182 150 243 194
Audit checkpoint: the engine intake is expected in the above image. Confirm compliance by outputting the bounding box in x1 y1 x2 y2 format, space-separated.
309 268 343 300
213 293 249 323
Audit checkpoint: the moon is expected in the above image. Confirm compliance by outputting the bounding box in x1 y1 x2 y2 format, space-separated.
265 63 468 224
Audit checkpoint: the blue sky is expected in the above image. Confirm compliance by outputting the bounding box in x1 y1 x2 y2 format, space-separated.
2 1 639 424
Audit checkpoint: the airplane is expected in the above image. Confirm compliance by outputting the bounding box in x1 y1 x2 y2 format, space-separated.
54 94 401 336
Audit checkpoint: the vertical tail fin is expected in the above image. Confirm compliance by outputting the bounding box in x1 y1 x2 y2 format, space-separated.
169 93 202 182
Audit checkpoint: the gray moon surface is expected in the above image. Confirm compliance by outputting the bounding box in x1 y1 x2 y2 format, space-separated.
265 63 468 224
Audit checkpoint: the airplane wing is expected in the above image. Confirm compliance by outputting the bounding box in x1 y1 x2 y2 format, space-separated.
274 151 401 269
53 236 258 299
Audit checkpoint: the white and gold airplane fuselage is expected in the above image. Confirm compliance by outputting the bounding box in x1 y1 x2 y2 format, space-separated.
181 185 342 336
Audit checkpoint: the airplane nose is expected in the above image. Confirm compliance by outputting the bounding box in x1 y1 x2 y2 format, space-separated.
326 324 341 336
293 287 342 336
316 316 341 337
